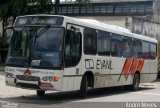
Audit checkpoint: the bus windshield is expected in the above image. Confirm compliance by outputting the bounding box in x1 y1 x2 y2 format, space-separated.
6 26 64 69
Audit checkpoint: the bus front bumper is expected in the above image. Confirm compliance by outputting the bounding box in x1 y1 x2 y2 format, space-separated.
5 77 59 91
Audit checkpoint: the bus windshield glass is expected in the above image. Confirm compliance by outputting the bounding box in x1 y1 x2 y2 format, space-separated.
6 26 64 69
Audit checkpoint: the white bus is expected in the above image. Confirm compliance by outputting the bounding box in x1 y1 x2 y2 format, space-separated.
5 14 157 98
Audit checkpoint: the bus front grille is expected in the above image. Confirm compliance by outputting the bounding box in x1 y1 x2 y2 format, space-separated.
16 75 40 81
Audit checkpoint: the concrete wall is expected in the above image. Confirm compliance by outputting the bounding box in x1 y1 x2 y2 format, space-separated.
132 18 160 40
153 0 160 23
76 16 160 40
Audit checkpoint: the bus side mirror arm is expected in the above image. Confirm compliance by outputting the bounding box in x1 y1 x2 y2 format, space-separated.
70 26 80 33
70 26 75 31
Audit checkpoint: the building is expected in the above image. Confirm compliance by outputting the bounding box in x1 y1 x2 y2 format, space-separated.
1 0 159 38
51 0 160 39
55 0 153 17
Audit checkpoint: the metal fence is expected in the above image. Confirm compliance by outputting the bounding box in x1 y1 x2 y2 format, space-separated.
51 1 153 16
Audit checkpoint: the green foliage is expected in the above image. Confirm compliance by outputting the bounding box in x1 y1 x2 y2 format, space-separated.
10 0 28 16
0 0 52 63
0 1 11 17
36 0 48 13
0 0 52 18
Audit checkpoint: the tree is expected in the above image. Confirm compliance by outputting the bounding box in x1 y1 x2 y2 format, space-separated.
0 0 11 37
0 0 92 64
0 0 52 64
36 0 52 14
10 0 28 21
0 1 11 63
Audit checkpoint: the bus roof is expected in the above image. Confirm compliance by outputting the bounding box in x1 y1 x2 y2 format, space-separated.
64 15 157 43
17 14 157 43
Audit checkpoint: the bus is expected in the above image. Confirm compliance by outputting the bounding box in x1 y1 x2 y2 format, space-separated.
5 14 157 98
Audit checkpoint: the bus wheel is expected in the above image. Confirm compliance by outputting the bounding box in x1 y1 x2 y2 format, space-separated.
36 90 45 97
131 73 140 91
79 75 88 98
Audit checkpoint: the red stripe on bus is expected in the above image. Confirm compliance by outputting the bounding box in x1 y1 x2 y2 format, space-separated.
122 58 133 78
130 59 139 77
137 59 145 73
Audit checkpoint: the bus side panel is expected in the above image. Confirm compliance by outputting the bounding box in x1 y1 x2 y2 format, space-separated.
62 68 82 91
81 55 109 88
66 77 82 91
62 68 75 91
95 56 111 88
140 60 150 83
67 77 74 91
73 77 82 90
62 77 69 91
109 57 132 87
149 59 157 82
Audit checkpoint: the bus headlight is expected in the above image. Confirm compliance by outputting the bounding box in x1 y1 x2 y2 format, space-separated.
41 76 59 82
41 76 53 82
5 72 15 78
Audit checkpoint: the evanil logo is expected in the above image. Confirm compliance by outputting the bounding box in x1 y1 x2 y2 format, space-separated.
24 68 31 77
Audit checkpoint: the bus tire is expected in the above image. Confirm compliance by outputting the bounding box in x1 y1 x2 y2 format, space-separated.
131 73 140 91
36 90 45 97
79 75 88 98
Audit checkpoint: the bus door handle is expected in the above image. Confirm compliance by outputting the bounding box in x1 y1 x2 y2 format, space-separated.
76 68 79 75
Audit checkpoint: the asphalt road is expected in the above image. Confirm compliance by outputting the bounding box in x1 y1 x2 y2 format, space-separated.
1 80 160 108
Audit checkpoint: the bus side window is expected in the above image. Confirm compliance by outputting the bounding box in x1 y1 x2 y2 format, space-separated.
111 34 123 57
122 37 133 57
97 31 110 56
65 30 73 57
84 28 97 55
142 41 150 59
133 39 142 58
150 43 157 59
65 30 82 67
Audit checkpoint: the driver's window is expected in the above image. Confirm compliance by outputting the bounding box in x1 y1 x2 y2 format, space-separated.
71 31 81 57
65 30 73 56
